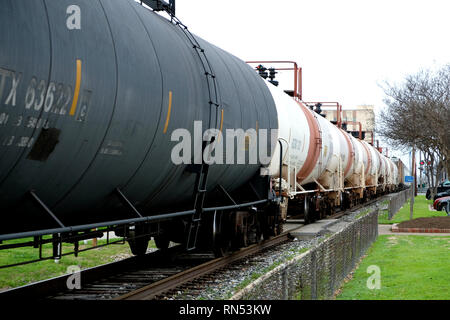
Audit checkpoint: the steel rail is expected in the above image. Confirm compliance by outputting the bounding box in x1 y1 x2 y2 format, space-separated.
0 245 185 299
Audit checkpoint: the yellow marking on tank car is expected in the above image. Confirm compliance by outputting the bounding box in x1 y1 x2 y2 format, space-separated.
163 91 173 133
69 59 82 116
220 109 224 133
217 108 224 142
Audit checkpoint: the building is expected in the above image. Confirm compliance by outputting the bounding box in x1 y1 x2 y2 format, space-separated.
322 105 375 144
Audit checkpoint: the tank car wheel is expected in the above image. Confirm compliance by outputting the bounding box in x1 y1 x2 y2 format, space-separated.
254 217 264 244
304 197 312 224
339 192 345 210
154 235 170 250
128 236 150 256
212 211 231 257
261 202 282 240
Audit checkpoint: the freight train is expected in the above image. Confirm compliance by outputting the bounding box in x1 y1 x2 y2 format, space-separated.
0 0 403 259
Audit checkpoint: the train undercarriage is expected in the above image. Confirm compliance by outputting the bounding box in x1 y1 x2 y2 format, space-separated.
121 180 401 258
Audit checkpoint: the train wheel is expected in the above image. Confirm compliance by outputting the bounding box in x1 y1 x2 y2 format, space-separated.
262 202 283 240
339 192 345 210
304 197 312 224
255 221 264 244
154 235 170 250
212 211 231 257
213 240 231 257
128 236 150 256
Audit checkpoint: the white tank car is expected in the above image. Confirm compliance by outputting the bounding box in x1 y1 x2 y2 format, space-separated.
345 134 365 186
381 155 390 190
393 160 399 185
266 84 347 193
386 157 398 190
375 148 385 186
265 83 311 184
359 140 379 188
263 79 400 221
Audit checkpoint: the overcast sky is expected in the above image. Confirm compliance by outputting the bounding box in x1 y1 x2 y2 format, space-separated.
176 0 449 107
174 0 449 164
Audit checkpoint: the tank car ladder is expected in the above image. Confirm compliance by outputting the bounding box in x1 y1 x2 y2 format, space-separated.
186 156 210 251
171 17 222 251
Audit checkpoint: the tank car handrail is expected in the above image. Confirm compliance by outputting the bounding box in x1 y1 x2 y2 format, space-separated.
203 199 269 213
0 196 275 241
0 210 195 242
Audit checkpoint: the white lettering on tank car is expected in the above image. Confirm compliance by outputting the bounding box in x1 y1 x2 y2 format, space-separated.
13 115 23 127
0 67 22 107
2 135 14 146
24 76 74 116
99 140 123 156
34 79 46 111
0 113 9 125
24 77 37 109
4 71 21 106
0 135 34 148
16 136 34 148
1 64 90 122
44 82 56 112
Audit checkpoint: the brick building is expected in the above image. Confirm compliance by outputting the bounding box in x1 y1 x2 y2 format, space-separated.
322 105 375 144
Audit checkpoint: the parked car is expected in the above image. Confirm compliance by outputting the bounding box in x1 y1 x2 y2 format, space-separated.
426 180 450 199
433 196 450 211
440 199 450 214
433 189 450 202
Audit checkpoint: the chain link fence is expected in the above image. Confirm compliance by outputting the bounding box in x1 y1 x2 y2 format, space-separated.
231 209 379 300
387 189 411 220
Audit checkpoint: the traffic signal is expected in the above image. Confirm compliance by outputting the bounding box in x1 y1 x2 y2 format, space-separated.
420 160 424 166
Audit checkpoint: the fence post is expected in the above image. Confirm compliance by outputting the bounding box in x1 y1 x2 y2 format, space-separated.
329 239 336 297
388 197 393 220
281 267 289 300
351 223 357 268
310 250 317 300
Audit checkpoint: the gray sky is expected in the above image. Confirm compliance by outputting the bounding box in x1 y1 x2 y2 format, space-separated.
176 0 449 108
175 0 449 164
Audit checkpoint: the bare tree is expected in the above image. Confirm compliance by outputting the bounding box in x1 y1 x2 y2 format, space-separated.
378 65 450 198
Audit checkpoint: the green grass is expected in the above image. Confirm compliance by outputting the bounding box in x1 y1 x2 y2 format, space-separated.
336 234 450 300
378 195 447 224
0 237 155 290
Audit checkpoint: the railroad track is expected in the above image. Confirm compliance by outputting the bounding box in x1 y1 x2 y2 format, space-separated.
0 232 292 300
0 196 385 300
115 232 292 300
0 244 192 300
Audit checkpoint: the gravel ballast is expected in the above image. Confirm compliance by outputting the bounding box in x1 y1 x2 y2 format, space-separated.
166 202 383 300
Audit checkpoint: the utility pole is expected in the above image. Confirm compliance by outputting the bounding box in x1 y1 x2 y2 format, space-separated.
410 147 415 220
419 150 423 189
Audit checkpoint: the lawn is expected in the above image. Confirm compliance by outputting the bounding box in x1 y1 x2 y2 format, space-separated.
336 234 450 300
378 195 447 224
0 237 155 290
